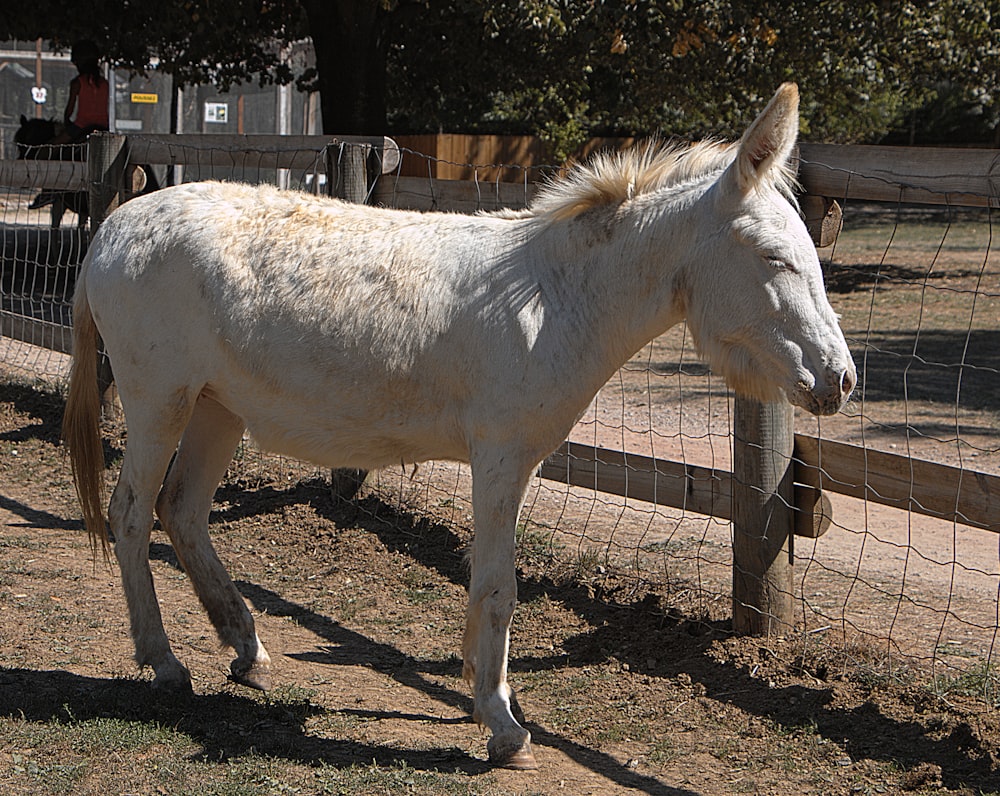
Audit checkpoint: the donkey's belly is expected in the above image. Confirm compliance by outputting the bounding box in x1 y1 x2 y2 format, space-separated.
208 380 471 471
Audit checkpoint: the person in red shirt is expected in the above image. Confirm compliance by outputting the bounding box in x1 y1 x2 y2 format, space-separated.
54 40 109 144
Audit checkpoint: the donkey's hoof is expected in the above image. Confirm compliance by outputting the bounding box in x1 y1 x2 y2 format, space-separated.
230 661 272 691
151 666 193 693
488 736 538 770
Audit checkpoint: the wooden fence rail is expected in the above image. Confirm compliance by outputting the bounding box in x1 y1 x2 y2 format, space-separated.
540 436 1000 537
2 136 998 637
797 143 1000 208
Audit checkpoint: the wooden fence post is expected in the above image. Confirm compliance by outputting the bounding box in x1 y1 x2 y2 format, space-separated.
87 132 130 416
328 140 379 203
732 396 795 635
326 140 381 500
88 132 129 232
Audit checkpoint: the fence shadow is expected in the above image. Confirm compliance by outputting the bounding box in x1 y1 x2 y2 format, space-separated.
851 328 1000 412
824 259 991 295
0 378 123 465
0 493 80 531
0 378 64 443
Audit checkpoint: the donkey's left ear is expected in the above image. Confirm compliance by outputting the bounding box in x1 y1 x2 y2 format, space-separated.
731 83 800 194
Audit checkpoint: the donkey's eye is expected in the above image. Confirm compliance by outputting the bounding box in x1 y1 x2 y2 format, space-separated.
768 258 797 273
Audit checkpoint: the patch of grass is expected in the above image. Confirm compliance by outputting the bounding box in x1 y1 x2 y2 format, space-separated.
0 534 41 549
574 546 603 579
647 736 679 764
262 683 320 708
1 713 199 796
403 586 446 606
931 661 1000 706
309 760 527 796
515 520 558 565
7 750 86 794
67 715 193 755
401 567 447 606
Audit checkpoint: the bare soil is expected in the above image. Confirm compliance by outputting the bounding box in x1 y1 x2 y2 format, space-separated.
1 377 999 795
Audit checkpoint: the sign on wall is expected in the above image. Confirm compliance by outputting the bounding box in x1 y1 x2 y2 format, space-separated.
204 102 229 124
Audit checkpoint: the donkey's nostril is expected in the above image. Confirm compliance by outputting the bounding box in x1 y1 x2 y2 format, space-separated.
840 368 855 397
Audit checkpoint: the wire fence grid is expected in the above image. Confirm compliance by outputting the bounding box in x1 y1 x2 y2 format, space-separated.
1 136 998 707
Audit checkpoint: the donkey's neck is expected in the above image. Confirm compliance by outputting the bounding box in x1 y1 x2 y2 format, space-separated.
531 190 699 386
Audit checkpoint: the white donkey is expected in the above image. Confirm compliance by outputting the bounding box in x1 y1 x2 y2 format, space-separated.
64 84 854 769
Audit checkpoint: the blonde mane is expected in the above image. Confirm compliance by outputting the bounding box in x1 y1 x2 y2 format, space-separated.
529 138 796 222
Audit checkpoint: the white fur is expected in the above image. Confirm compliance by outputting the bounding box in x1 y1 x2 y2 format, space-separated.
67 83 854 768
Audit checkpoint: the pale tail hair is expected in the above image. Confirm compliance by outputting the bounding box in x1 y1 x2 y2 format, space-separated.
62 281 110 559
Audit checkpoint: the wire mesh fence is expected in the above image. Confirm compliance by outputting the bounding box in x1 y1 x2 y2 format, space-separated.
1 134 998 709
796 198 999 695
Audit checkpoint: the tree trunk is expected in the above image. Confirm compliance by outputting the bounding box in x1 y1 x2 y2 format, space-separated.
301 0 389 134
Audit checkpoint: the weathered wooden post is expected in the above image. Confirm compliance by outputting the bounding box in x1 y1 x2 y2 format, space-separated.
328 140 372 203
87 132 130 230
326 140 381 500
87 132 130 416
732 396 796 635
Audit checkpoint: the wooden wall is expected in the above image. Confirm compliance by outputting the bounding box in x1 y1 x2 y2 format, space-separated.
392 134 640 182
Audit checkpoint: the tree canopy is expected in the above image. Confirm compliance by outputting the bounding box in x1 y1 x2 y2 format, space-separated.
387 1 1000 154
2 1 997 151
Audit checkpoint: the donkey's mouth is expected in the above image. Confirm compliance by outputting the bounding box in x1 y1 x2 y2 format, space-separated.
788 376 852 417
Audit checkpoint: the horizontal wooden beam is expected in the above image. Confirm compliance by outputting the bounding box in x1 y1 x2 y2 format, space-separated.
539 440 831 538
373 174 536 213
378 145 1000 215
6 142 996 211
794 435 1000 534
127 134 401 174
798 143 1000 208
541 434 999 537
539 440 732 520
0 160 86 191
0 309 73 355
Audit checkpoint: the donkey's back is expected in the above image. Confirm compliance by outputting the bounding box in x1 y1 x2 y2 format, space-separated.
82 181 532 469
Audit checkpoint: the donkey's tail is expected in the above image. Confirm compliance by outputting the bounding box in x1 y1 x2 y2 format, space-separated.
62 277 110 559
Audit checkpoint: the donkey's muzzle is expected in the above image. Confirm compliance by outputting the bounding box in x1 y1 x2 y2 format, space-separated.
792 362 856 416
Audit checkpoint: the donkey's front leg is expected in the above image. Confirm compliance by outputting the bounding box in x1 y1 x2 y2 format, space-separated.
464 452 537 769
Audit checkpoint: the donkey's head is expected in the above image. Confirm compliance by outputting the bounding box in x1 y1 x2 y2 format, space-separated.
684 84 855 416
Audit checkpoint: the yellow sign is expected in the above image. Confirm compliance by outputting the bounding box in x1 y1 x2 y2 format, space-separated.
131 93 158 104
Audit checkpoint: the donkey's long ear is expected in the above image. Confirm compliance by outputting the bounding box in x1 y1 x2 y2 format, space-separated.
731 83 800 194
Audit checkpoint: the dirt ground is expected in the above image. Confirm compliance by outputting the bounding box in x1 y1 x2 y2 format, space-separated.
1 375 999 795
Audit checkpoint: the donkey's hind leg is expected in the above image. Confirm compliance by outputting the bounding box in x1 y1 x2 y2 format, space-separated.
155 395 273 690
110 392 196 690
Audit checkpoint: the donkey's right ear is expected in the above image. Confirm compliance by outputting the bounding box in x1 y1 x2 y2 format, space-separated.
730 83 800 194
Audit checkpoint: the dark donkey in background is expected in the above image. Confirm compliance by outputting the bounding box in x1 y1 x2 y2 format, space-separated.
15 116 159 229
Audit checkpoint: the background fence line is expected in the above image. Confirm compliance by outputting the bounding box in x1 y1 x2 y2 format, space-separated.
1 132 998 703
